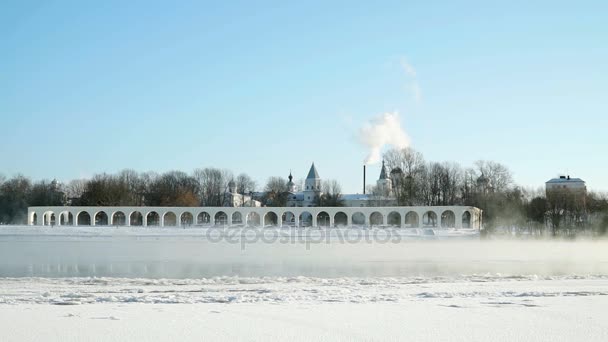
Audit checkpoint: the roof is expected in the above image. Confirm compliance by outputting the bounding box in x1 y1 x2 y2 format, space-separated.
342 194 372 201
546 177 585 184
306 163 320 179
379 160 388 180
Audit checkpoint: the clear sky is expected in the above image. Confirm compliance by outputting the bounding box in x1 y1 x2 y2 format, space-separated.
1 1 607 193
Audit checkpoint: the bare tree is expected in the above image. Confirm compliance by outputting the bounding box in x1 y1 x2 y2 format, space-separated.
66 179 88 201
314 179 344 207
193 168 228 206
474 160 513 193
145 171 199 207
235 173 256 194
383 147 425 205
263 177 288 207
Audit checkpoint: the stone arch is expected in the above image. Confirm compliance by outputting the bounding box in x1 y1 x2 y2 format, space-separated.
181 212 194 226
164 212 177 226
334 212 348 227
299 211 313 227
197 212 211 225
462 211 471 228
94 211 109 226
130 211 143 226
60 212 73 225
76 211 91 226
387 211 401 227
352 212 366 226
247 212 261 226
441 210 456 228
404 211 419 228
316 211 330 227
370 211 383 226
423 211 438 227
214 211 228 226
147 211 160 226
43 211 56 226
31 212 38 225
264 211 278 226
282 211 296 226
112 211 126 226
231 212 243 225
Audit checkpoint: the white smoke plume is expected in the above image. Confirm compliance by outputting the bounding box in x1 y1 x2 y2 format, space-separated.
359 112 410 165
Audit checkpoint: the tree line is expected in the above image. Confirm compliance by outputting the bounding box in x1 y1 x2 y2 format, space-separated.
380 147 608 236
0 168 251 224
2 148 608 236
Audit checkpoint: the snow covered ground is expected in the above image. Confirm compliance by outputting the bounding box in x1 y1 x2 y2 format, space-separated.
1 226 608 341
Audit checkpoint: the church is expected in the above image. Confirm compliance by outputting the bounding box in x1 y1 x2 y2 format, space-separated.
284 162 397 208
223 162 397 208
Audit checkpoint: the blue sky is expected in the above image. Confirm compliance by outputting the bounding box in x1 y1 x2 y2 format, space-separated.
1 0 607 193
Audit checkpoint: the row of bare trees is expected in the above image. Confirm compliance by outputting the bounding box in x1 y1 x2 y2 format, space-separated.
0 169 258 224
380 147 608 235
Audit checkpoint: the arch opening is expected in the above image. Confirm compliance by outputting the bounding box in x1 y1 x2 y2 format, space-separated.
197 212 211 226
423 211 438 228
404 211 419 228
181 212 194 226
43 212 56 226
299 211 313 227
130 211 143 226
334 212 348 227
462 211 471 228
317 211 330 227
282 211 296 227
146 211 160 226
247 212 261 227
264 211 278 227
370 212 383 226
214 211 228 226
231 212 243 225
164 212 177 227
112 211 126 226
77 211 91 226
441 210 456 228
387 211 401 227
352 212 365 226
60 212 73 225
94 211 108 226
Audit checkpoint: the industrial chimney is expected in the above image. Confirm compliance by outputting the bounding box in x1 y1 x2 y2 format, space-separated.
363 165 366 194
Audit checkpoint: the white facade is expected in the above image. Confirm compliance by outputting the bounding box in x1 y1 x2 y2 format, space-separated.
285 162 397 208
28 205 483 229
224 180 261 207
545 176 587 194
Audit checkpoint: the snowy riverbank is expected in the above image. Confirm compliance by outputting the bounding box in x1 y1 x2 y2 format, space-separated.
2 275 608 341
2 225 608 341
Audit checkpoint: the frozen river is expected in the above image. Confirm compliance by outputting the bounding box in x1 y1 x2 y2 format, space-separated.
1 226 607 278
2 226 608 341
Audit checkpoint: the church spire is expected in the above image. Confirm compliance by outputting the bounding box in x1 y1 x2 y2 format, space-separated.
306 162 320 179
379 160 389 180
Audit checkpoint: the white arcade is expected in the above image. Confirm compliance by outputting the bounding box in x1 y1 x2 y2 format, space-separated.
28 206 482 229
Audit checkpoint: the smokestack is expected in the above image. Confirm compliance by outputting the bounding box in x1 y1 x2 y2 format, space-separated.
363 165 366 194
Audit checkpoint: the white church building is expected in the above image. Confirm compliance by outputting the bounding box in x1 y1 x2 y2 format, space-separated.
284 162 397 208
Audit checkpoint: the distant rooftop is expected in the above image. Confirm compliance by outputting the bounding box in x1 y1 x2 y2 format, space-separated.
306 163 320 179
546 176 585 184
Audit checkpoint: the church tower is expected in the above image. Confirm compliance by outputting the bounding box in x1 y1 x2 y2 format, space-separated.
303 162 322 206
376 160 392 196
287 171 297 193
